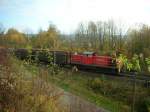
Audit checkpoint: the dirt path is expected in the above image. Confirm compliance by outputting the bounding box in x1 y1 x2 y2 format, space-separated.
38 66 109 112
58 88 109 112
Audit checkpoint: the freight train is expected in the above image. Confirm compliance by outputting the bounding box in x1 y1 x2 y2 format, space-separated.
2 48 150 88
12 48 118 72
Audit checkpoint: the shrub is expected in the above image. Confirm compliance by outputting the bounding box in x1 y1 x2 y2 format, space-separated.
135 97 150 112
145 57 150 72
89 78 113 96
0 57 67 112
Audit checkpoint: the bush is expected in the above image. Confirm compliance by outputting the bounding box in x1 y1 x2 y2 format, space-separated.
136 97 150 112
88 77 150 112
89 78 113 96
0 57 67 112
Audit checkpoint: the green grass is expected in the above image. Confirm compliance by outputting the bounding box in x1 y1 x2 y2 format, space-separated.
18 59 150 112
46 70 130 112
9 56 150 112
15 59 131 112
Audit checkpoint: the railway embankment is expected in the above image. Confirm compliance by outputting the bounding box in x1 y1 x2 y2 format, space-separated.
0 54 109 112
1 49 150 112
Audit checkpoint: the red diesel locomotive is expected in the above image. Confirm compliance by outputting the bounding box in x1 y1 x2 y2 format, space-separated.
70 51 117 71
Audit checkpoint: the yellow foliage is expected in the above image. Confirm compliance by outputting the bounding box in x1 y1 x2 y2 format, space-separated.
5 28 26 44
36 25 60 49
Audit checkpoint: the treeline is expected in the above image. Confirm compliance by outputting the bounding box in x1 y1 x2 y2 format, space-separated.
0 20 150 57
73 20 125 54
0 24 60 49
73 21 150 57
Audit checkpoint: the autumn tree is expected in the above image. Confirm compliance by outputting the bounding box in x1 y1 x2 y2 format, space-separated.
74 20 124 54
0 23 5 47
75 23 87 50
36 24 60 49
4 28 26 47
127 24 150 57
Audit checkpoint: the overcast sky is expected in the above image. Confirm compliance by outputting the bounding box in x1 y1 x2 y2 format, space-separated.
0 0 150 33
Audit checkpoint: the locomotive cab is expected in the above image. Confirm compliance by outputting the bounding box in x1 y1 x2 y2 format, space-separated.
83 51 96 56
82 52 96 65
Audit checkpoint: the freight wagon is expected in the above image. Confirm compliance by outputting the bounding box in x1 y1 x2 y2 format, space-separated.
13 49 118 72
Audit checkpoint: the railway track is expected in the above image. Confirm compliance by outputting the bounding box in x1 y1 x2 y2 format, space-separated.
66 66 150 82
64 67 150 88
119 72 150 81
2 48 150 82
